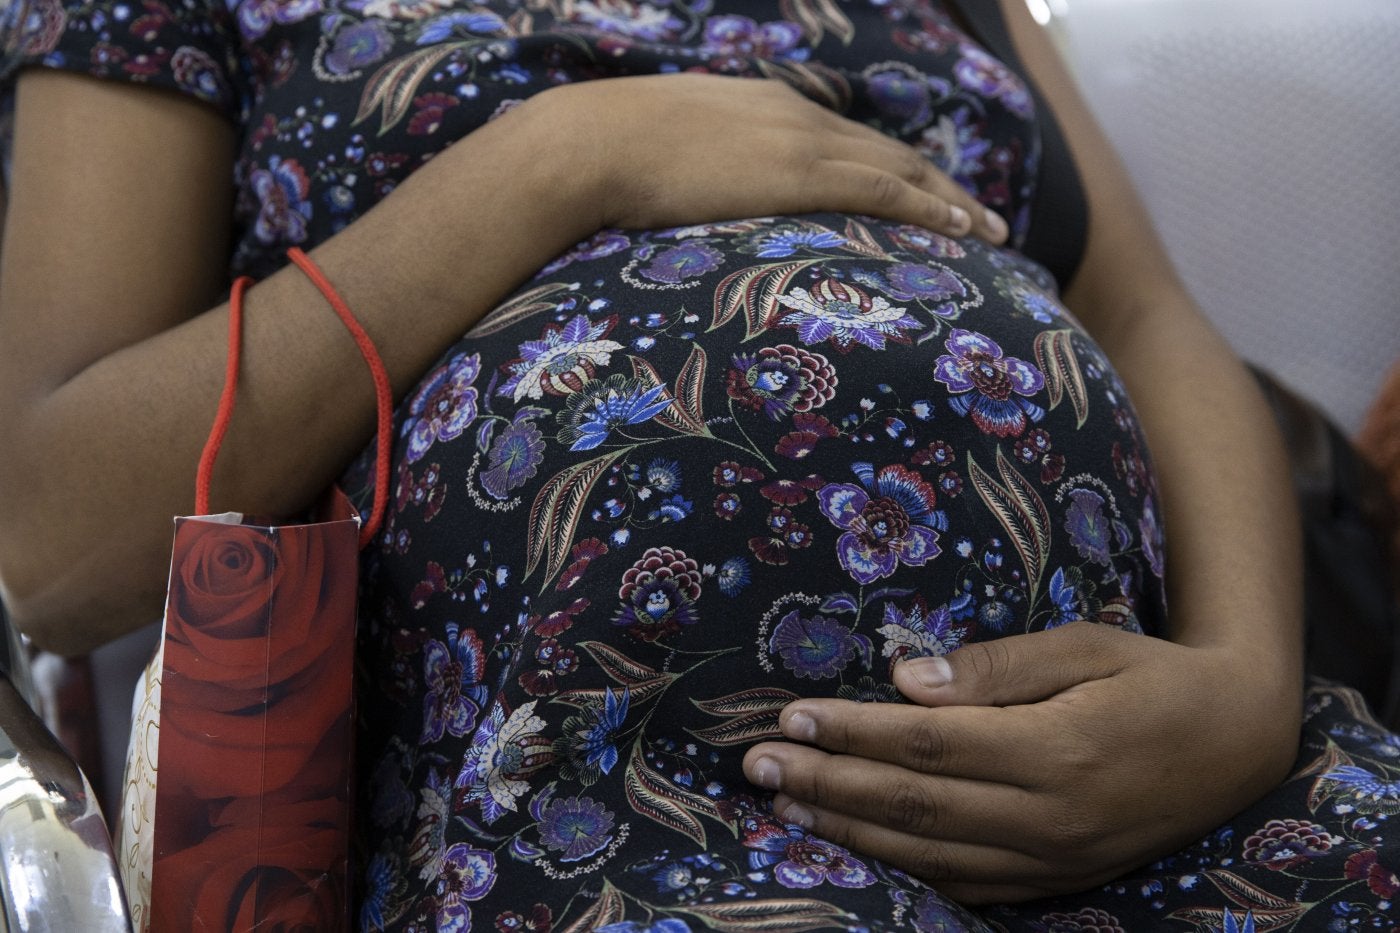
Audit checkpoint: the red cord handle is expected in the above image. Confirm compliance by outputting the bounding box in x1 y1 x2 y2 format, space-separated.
194 251 393 550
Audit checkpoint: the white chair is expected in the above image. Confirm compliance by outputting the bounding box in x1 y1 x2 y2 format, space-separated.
1049 0 1400 434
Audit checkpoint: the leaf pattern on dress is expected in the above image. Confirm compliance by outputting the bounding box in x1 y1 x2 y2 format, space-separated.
1034 328 1090 428
526 450 624 585
355 44 467 134
968 447 1051 603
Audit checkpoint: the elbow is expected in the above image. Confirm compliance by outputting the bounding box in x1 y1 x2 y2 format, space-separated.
0 457 165 657
0 545 162 657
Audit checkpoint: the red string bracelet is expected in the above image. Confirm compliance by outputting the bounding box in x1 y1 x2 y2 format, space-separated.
193 253 394 551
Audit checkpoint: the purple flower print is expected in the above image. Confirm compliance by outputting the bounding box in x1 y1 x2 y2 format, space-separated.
818 463 942 584
403 351 481 463
537 795 616 862
933 328 1045 437
700 15 806 68
420 623 488 743
881 262 968 308
250 155 312 245
481 411 546 499
236 0 321 42
1064 488 1112 565
776 278 921 352
953 43 1033 118
1139 493 1166 579
638 242 724 284
540 230 631 274
498 314 624 401
768 610 870 679
865 64 934 131
742 818 876 889
435 843 495 933
323 19 393 75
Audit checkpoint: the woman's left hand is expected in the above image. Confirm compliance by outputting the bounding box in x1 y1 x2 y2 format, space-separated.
741 621 1300 904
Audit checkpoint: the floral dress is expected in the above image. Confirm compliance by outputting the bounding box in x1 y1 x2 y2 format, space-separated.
5 1 1398 931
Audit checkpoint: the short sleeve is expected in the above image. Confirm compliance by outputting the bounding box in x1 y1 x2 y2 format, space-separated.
0 0 249 122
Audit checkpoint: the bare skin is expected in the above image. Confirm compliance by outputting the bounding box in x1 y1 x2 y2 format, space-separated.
0 3 1302 902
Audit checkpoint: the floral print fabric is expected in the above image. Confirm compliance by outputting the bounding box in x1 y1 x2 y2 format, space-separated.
7 0 1398 930
350 212 1172 930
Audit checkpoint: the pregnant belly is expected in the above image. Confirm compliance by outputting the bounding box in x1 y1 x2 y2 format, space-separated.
352 212 1166 921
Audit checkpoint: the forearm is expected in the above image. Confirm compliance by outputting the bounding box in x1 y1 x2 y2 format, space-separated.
1112 299 1303 666
0 89 598 653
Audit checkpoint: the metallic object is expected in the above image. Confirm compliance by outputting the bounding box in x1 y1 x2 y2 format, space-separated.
0 606 130 933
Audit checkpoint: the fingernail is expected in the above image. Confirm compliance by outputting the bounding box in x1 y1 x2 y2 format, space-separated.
984 208 1009 242
750 756 782 790
779 801 815 829
784 710 817 743
905 656 953 688
947 205 971 234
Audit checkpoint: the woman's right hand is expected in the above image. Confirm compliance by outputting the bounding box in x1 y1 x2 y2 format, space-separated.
530 73 1009 243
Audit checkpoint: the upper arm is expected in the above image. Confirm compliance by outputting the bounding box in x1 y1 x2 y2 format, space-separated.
0 69 236 407
995 1 1197 337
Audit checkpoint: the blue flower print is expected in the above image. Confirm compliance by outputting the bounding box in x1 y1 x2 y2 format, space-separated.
597 921 693 933
715 557 751 596
557 374 673 451
776 278 921 352
1139 493 1166 579
768 609 871 679
916 106 993 191
1047 565 1099 628
933 328 1045 436
751 226 847 258
322 19 393 75
556 687 630 786
403 351 480 463
1322 766 1400 814
818 463 942 584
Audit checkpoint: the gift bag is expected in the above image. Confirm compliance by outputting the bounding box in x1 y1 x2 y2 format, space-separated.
118 253 393 932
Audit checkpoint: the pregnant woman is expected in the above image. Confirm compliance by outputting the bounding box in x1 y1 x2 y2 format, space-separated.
3 0 1395 929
